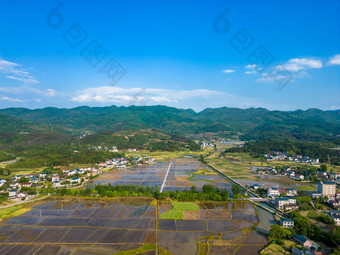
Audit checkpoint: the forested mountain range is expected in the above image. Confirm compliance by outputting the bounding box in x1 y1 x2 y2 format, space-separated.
0 106 339 142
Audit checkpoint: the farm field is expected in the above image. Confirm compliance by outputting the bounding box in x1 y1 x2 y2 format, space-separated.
233 175 317 190
207 153 317 190
125 149 213 161
93 159 233 193
206 153 264 177
0 198 269 255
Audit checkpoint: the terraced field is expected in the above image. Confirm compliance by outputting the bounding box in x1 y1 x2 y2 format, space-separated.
0 198 269 254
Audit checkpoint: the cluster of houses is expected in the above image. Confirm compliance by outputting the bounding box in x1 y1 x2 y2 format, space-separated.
279 217 340 254
87 145 119 152
98 156 155 169
264 151 319 165
281 168 306 181
291 235 320 255
311 181 340 211
98 157 129 168
256 164 340 186
279 219 323 254
255 166 306 181
0 178 7 187
255 180 340 227
251 184 300 211
316 171 340 184
57 167 102 187
0 174 42 200
271 196 298 211
254 180 340 212
263 186 299 211
1 167 101 200
280 213 339 254
201 142 214 148
289 156 319 164
312 181 340 225
264 151 289 161
0 155 155 202
328 210 340 226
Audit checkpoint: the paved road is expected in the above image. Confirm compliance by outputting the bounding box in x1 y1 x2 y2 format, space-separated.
0 194 50 209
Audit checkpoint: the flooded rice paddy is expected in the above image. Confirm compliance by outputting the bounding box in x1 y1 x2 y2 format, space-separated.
93 159 233 193
0 198 268 254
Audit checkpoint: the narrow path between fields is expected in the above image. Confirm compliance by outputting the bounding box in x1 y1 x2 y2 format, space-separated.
160 162 172 193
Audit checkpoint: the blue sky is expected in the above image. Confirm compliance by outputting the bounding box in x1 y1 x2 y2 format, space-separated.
0 0 339 111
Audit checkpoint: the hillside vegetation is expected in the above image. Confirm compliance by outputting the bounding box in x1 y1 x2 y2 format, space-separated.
1 106 339 141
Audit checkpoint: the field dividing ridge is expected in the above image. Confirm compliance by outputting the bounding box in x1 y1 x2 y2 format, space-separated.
160 162 172 193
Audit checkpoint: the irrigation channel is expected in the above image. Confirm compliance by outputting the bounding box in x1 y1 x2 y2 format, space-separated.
206 163 258 198
206 163 288 217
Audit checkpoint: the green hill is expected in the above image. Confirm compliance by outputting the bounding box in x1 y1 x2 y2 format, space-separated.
80 129 200 151
0 106 339 141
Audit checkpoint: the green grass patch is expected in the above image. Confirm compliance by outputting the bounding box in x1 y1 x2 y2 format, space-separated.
297 186 316 190
307 210 318 219
150 199 157 206
114 244 155 255
0 204 31 221
260 243 291 255
187 174 214 182
194 168 215 175
190 178 214 182
159 202 200 220
159 246 173 255
260 240 302 255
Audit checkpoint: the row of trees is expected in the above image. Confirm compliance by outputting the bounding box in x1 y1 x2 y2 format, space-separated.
42 184 230 201
231 184 249 198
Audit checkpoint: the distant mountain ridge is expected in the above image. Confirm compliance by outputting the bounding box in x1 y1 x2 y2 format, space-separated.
0 105 339 141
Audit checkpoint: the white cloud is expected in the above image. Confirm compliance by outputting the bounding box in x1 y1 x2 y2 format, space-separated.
0 85 60 106
330 106 340 110
5 75 39 84
70 86 267 110
256 57 322 84
244 70 256 74
327 54 340 66
1 96 25 102
71 87 225 104
222 69 235 73
243 64 257 74
256 72 293 83
0 86 58 97
0 58 39 85
0 59 18 72
275 58 322 72
244 64 257 69
46 88 56 97
150 96 177 103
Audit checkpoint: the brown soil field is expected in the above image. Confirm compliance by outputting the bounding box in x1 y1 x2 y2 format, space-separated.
0 196 269 254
